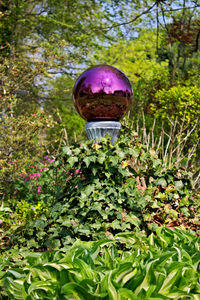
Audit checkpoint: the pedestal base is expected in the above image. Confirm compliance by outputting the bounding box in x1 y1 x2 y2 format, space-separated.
85 121 121 145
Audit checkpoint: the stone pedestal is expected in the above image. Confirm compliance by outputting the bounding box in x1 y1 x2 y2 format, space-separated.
85 121 121 145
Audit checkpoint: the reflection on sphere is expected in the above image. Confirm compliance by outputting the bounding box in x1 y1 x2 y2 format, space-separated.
73 65 133 121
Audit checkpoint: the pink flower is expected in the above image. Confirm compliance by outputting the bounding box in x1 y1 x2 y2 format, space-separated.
24 177 29 183
37 186 42 194
29 173 41 180
35 173 41 178
75 169 80 174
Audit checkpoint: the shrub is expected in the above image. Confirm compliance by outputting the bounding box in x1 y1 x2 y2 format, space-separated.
0 110 58 200
152 85 200 161
1 128 199 252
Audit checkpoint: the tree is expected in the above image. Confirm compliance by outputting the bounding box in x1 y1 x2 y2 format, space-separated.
0 0 122 108
44 75 86 144
90 30 169 114
158 1 200 84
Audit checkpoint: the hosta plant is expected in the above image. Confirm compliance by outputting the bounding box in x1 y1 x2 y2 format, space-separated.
0 227 199 299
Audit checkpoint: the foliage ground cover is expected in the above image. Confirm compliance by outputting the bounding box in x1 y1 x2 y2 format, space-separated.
0 130 199 254
0 227 200 299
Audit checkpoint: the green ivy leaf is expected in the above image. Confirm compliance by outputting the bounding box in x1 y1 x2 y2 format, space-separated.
157 178 167 187
97 153 106 164
109 156 119 166
68 156 78 167
62 146 72 156
83 156 96 167
129 146 140 158
174 181 184 191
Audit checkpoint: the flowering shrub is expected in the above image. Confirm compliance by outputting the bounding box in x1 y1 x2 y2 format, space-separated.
12 155 68 207
0 110 59 201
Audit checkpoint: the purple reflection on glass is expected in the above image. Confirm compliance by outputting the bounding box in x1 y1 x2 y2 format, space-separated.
73 65 133 121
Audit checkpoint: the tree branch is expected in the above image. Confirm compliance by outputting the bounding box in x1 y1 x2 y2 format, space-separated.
102 2 157 31
162 5 200 13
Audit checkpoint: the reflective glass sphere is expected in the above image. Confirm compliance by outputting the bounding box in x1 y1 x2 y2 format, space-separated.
73 65 133 121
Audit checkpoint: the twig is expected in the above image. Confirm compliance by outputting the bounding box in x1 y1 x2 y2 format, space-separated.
151 118 156 149
194 171 200 187
142 111 147 145
102 2 157 31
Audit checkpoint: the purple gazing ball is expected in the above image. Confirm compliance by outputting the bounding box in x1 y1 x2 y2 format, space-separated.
73 65 133 122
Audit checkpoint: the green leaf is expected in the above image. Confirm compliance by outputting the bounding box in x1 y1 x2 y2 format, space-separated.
68 156 78 167
3 277 24 300
113 263 136 284
61 282 92 298
28 280 55 295
159 269 180 294
106 272 120 300
83 156 96 168
97 153 106 164
174 180 184 191
6 269 25 279
134 259 159 295
129 147 140 158
157 178 167 187
118 167 130 176
109 156 119 166
62 146 72 156
83 185 95 197
119 288 136 299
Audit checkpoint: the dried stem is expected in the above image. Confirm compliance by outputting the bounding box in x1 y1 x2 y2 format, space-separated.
129 111 199 187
